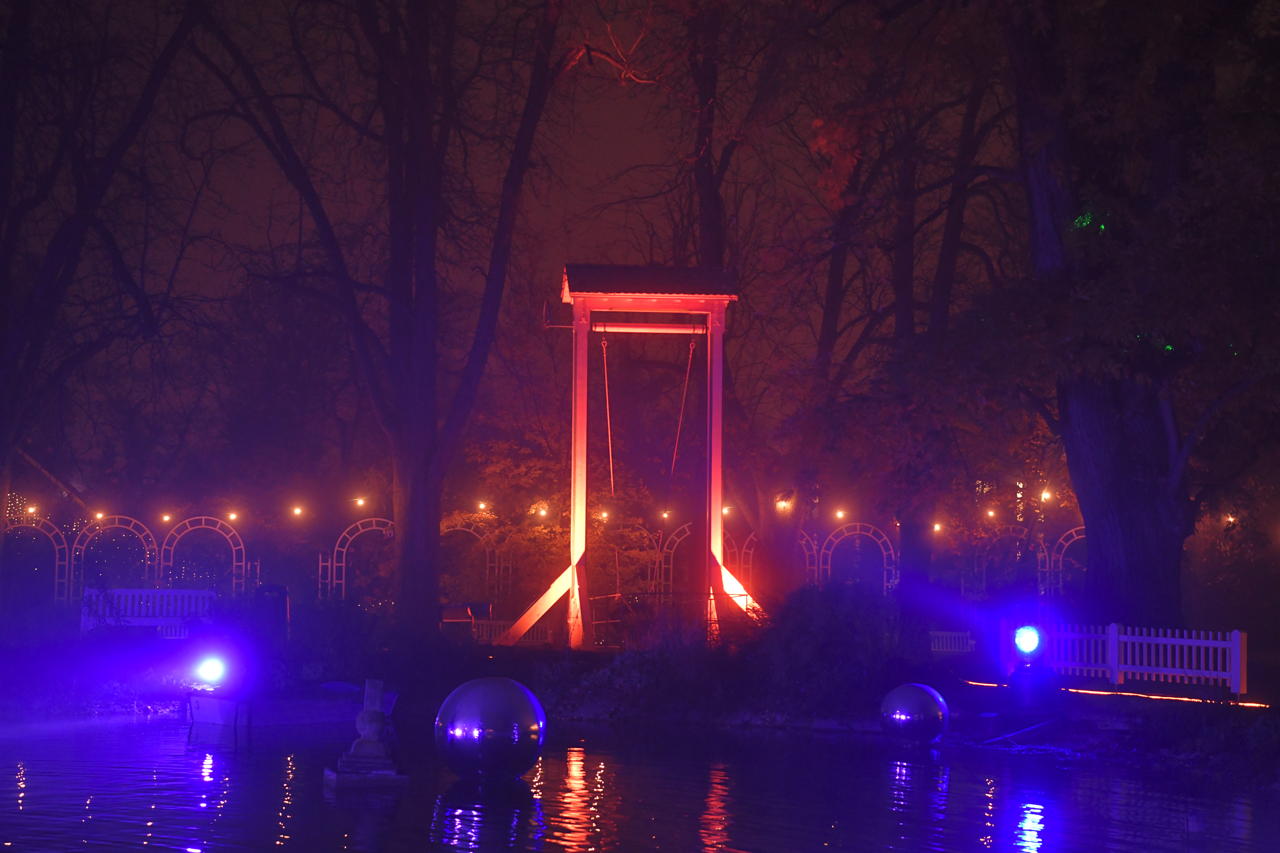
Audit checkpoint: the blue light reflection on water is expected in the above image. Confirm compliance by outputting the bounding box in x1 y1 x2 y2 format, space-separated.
0 718 1275 851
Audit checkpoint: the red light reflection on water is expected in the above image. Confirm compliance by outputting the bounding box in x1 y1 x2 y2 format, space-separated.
699 762 731 850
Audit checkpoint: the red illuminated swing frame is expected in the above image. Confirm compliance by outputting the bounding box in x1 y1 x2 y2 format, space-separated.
497 265 748 648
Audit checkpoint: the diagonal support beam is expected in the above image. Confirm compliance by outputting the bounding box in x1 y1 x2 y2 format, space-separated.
495 564 573 645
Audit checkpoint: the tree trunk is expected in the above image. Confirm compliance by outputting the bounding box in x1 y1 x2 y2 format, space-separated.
1058 375 1189 624
894 507 934 666
392 445 442 631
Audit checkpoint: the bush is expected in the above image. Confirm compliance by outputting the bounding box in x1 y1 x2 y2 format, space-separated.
743 584 904 718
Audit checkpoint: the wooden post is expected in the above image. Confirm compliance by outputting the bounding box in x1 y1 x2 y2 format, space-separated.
705 304 727 640
1231 629 1247 695
1106 623 1123 685
568 299 592 648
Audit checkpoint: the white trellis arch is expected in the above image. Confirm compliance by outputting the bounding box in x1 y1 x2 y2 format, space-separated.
798 530 820 584
318 517 395 599
819 522 899 593
1048 525 1086 594
652 522 691 603
160 516 248 595
440 519 511 598
973 524 1049 597
3 516 71 601
736 531 757 587
73 516 160 594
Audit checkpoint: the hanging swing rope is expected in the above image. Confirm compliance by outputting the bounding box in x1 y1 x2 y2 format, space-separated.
601 338 617 497
669 337 697 480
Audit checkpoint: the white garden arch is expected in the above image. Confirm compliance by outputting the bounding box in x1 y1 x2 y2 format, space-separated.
72 515 160 593
819 522 899 593
3 515 71 601
160 516 248 594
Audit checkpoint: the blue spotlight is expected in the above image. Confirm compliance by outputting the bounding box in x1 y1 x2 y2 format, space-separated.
194 656 227 686
1014 625 1042 657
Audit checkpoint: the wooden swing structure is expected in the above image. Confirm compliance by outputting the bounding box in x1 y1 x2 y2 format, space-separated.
495 264 752 648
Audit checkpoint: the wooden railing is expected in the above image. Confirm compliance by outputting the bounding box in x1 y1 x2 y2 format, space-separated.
81 588 215 639
469 618 555 646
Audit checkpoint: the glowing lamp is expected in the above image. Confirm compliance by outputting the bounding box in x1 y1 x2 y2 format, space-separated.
1041 490 1052 502
1014 625 1041 656
661 510 670 519
228 512 238 521
836 510 845 520
194 657 227 686
26 506 36 514
775 499 791 512
600 511 609 520
986 509 996 518
478 502 487 511
538 508 547 517
932 523 942 532
95 512 105 520
292 506 303 516
162 514 171 522
722 507 731 515
356 497 366 506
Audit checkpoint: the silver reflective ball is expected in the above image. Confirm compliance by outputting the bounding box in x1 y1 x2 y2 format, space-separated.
434 677 547 777
880 683 949 742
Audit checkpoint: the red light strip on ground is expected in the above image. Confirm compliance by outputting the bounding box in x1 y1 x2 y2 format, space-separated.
962 680 1270 709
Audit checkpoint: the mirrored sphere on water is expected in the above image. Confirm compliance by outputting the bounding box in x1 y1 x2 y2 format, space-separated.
880 682 949 742
434 677 546 778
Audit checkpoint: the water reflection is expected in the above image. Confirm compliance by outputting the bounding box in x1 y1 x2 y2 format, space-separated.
275 753 296 846
0 720 1275 851
981 776 997 848
699 762 730 850
1017 802 1045 852
428 777 544 850
555 746 591 849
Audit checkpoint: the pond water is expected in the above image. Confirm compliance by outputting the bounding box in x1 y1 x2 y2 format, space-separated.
0 714 1274 851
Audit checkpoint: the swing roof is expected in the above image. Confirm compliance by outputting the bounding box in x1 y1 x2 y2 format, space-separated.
562 264 737 304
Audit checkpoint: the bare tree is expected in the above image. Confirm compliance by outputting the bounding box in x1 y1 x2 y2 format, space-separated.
0 0 202 515
190 0 589 630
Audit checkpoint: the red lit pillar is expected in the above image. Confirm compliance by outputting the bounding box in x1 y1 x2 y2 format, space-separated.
706 304 727 638
567 299 592 647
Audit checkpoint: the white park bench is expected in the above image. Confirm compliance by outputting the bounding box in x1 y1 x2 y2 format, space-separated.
81 588 215 639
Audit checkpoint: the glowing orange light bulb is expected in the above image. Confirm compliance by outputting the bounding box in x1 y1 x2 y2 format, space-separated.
986 509 996 518
661 510 670 520
600 511 609 520
95 512 104 520
228 512 238 521
162 514 171 522
478 502 487 511
26 506 37 515
538 508 547 517
933 522 942 532
1041 490 1052 502
356 497 366 507
722 507 731 515
292 506 303 516
835 510 846 520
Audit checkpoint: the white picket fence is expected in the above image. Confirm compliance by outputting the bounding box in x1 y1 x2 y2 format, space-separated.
81 588 215 639
1044 623 1247 695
